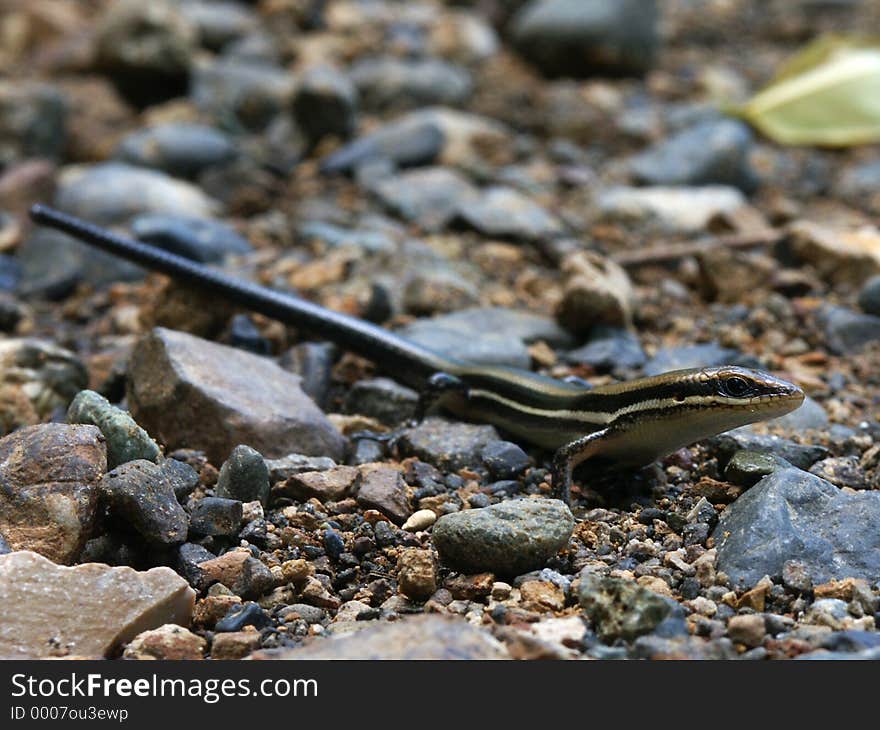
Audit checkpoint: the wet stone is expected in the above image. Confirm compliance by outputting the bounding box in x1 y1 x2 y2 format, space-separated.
343 377 419 426
215 444 270 506
432 499 574 577
293 65 358 146
629 119 757 193
398 417 500 472
67 389 161 470
188 497 243 537
0 424 105 564
100 459 189 545
578 573 687 643
480 440 531 480
127 327 346 466
714 467 880 587
131 214 252 263
115 123 236 178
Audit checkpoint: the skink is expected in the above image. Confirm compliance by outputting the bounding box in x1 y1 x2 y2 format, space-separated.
29 204 806 503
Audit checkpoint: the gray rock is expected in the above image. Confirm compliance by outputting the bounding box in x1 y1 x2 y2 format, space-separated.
372 167 478 231
643 342 759 376
277 603 326 625
100 459 189 545
511 0 659 77
578 573 687 642
54 162 218 225
94 0 196 106
115 123 236 178
296 221 396 255
67 389 161 470
629 119 758 193
263 453 337 483
253 614 508 659
127 328 346 466
724 450 792 487
710 431 829 471
714 467 880 587
768 396 829 431
161 458 200 502
399 417 500 472
0 254 21 293
178 0 257 50
188 497 243 537
857 275 880 317
176 542 217 589
564 326 646 372
432 499 574 577
809 456 869 491
838 159 880 202
819 304 880 354
355 466 411 525
215 444 270 506
631 634 736 660
480 440 531 480
293 65 358 146
454 186 563 241
350 57 472 110
0 82 66 166
343 377 419 426
191 58 297 132
280 341 337 408
131 214 253 263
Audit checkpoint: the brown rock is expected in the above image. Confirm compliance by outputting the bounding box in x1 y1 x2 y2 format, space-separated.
278 466 359 502
0 423 105 563
127 328 346 465
813 577 866 602
444 572 495 600
355 464 411 525
252 614 509 659
197 549 276 598
555 251 635 335
397 548 437 601
520 580 566 612
0 551 195 659
788 220 880 286
211 630 262 660
727 614 766 649
123 624 206 660
193 595 241 629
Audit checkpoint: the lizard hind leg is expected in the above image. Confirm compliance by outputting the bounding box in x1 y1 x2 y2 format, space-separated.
551 428 612 506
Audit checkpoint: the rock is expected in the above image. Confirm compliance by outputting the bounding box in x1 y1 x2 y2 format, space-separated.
564 326 646 372
320 108 507 175
127 328 346 466
210 630 262 659
399 417 500 472
296 221 396 255
727 614 766 648
115 123 236 178
630 119 757 193
0 254 21 293
809 456 869 491
100 459 189 545
215 444 270 506
277 466 359 502
432 499 574 577
189 497 242 537
278 604 325 624
355 465 411 525
253 614 508 659
264 453 337 483
578 573 686 643
191 58 297 132
643 342 755 376
555 251 635 334
397 548 437 601
630 635 736 660
782 560 813 593
597 185 747 233
94 0 197 106
178 1 257 51
817 304 880 355
714 467 880 587
0 339 87 433
454 186 563 241
769 396 828 431
292 65 358 146
54 162 218 225
162 458 201 501
0 424 105 564
858 275 880 316
350 57 472 110
402 509 437 532
819 630 880 654
725 450 792 487
197 548 276 598
67 389 161 469
0 550 194 659
123 624 205 660
176 542 216 589
511 0 659 77
480 440 531 479
805 598 850 630
134 215 253 265
215 601 270 631
710 431 828 471
789 221 880 286
0 81 66 166
343 377 419 426
371 167 478 231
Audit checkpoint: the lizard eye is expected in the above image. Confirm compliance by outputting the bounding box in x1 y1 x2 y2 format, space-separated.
720 375 750 398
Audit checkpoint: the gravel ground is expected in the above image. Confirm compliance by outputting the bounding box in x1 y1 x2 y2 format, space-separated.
2 0 880 660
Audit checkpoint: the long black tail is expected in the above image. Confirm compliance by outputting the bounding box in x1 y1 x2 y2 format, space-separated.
29 204 457 388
